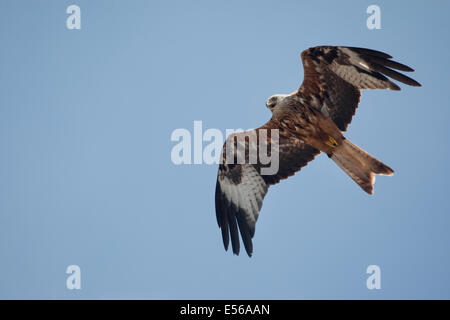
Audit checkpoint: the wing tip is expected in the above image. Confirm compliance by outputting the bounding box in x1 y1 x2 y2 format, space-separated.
403 66 415 72
344 46 421 88
347 46 393 59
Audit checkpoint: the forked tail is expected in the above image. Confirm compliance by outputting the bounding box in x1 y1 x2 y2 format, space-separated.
330 139 394 194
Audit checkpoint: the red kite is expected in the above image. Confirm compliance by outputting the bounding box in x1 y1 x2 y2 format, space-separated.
215 46 421 256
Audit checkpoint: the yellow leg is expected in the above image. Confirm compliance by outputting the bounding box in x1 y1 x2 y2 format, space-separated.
325 136 338 148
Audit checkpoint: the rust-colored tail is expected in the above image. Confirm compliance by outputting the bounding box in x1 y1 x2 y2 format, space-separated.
330 139 394 194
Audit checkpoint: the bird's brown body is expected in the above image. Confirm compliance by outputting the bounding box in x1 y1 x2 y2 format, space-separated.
273 95 344 156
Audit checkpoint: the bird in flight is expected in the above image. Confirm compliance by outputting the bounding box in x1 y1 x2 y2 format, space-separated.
215 46 421 257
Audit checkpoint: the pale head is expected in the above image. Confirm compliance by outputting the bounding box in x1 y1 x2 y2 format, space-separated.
266 94 289 113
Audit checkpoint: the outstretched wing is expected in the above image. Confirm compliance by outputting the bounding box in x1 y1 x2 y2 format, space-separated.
299 46 421 131
215 119 319 256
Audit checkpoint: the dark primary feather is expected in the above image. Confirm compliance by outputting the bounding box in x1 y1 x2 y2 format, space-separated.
364 55 414 72
368 63 421 87
346 46 393 59
298 46 421 131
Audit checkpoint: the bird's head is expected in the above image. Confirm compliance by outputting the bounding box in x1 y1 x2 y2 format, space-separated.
266 94 288 113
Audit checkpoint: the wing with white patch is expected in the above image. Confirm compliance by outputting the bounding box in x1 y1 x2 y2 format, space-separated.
298 46 421 131
215 164 268 257
215 120 319 256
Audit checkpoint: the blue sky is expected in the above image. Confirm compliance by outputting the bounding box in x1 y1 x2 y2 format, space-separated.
0 0 449 299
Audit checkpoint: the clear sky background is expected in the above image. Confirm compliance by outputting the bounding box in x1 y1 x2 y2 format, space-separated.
0 0 449 299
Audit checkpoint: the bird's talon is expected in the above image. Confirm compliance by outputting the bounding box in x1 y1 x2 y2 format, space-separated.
325 136 338 148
